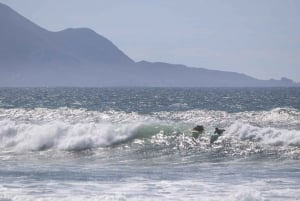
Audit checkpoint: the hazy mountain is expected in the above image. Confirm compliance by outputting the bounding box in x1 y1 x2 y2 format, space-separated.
0 2 299 87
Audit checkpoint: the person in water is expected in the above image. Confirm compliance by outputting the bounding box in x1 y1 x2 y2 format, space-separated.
210 127 225 143
214 127 225 135
192 125 204 140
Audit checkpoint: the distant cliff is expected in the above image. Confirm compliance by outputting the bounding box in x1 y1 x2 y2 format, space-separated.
0 3 299 87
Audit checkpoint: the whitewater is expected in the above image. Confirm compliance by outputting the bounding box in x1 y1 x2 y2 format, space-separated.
0 88 299 201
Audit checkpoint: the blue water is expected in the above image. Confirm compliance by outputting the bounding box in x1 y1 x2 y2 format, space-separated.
1 87 300 112
0 88 299 200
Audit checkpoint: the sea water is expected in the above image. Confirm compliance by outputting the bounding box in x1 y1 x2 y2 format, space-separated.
0 87 299 201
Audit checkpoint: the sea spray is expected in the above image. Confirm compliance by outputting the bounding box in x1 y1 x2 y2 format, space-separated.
0 119 143 151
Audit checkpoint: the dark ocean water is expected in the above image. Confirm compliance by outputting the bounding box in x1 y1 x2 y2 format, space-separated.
1 87 300 112
0 87 299 201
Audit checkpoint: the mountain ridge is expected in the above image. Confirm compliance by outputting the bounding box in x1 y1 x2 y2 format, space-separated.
0 2 299 87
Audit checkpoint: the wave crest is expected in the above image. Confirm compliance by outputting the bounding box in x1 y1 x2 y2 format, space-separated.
0 119 141 152
228 121 300 146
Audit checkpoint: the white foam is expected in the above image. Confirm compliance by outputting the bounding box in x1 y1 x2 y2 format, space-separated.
228 121 300 146
1 179 292 201
0 119 141 152
229 190 263 201
0 107 299 153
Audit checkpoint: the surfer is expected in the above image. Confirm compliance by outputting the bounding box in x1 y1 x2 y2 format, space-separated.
214 127 225 135
210 127 225 144
193 125 204 133
192 125 204 140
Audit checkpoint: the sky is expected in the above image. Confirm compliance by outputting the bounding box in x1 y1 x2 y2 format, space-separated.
1 0 300 81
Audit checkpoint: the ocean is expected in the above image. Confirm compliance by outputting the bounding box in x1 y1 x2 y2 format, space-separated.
0 87 299 201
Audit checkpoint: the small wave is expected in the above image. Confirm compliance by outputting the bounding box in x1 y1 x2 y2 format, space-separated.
168 103 189 110
1 107 299 127
228 121 300 146
154 107 300 129
228 190 263 201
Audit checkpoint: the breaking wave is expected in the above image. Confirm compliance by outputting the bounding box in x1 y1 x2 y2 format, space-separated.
0 119 142 152
228 121 300 146
0 107 299 159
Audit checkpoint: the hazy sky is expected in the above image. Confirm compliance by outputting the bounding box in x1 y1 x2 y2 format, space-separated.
1 0 300 81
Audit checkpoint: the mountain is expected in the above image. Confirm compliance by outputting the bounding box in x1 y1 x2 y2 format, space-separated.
0 2 299 87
